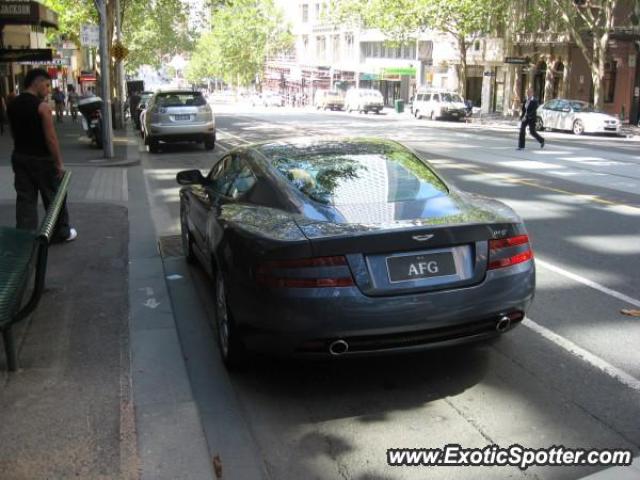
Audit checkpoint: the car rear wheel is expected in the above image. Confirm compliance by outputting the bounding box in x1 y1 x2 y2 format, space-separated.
535 117 544 131
148 136 160 153
204 135 215 150
430 111 435 121
215 271 246 370
573 119 584 135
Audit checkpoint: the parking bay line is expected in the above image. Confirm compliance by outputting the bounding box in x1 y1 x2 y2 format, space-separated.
216 128 252 144
523 317 640 392
536 258 640 309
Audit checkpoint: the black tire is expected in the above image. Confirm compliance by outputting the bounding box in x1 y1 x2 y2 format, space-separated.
180 205 196 264
204 135 215 150
430 111 435 121
148 136 160 153
215 270 246 370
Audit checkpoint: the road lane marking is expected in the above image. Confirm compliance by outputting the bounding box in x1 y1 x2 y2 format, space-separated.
217 128 252 144
523 318 640 392
536 259 640 308
429 159 640 210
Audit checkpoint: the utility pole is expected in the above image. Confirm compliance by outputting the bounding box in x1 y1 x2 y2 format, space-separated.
95 0 114 158
114 0 125 129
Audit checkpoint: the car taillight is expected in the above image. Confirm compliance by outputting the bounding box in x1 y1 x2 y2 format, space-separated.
488 234 533 270
256 255 354 288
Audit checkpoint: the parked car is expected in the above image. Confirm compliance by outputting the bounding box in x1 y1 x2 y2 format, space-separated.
134 91 154 131
536 99 621 135
412 89 466 121
251 92 283 107
345 88 384 114
142 90 216 153
314 90 344 110
177 138 535 368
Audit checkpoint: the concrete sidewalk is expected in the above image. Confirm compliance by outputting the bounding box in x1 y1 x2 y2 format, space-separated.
0 121 214 479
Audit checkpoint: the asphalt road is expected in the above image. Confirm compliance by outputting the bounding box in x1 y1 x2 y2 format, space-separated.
140 103 640 480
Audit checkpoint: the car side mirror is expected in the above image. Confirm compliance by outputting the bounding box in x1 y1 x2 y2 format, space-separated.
177 169 206 185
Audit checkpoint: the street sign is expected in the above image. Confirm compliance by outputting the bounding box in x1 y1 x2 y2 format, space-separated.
505 57 529 65
81 24 99 47
0 48 53 63
381 67 416 77
483 71 496 76
17 58 70 66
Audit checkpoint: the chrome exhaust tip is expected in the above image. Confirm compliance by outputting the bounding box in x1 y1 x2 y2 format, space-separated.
328 339 349 356
496 316 511 333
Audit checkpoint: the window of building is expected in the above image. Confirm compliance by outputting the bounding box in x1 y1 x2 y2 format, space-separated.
315 2 320 20
316 36 326 61
603 61 617 103
302 4 308 23
332 34 340 61
474 41 481 51
302 35 309 52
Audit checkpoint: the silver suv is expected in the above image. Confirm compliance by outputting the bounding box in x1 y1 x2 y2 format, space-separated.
143 90 215 153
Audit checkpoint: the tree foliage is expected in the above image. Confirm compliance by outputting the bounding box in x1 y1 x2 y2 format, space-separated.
332 0 508 96
185 0 293 87
42 0 192 73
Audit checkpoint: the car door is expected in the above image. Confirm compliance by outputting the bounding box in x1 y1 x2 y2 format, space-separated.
430 94 439 116
554 100 570 130
189 155 235 257
540 99 556 129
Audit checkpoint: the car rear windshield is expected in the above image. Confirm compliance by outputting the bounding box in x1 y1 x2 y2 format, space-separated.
262 141 448 206
156 92 206 107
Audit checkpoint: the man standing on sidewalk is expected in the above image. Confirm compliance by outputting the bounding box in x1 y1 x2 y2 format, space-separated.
6 68 77 242
517 88 545 151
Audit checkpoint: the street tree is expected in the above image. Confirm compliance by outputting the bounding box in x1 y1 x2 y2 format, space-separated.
543 0 622 110
186 0 293 89
42 0 191 74
332 0 508 97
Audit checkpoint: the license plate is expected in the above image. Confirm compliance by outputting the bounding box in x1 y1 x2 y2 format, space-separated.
174 114 191 121
386 252 456 283
451 112 459 116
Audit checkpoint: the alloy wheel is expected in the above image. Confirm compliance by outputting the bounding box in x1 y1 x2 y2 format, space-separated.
573 120 584 135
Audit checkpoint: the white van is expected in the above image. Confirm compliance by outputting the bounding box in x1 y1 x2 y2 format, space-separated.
314 90 344 110
412 89 466 121
344 88 384 114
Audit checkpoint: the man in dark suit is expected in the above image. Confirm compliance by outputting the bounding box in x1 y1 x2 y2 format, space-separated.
518 88 545 150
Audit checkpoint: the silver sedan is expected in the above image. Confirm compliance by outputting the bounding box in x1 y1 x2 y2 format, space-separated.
536 99 621 135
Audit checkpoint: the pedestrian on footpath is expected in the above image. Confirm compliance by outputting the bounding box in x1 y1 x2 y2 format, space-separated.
6 68 77 242
52 87 65 123
517 88 545 151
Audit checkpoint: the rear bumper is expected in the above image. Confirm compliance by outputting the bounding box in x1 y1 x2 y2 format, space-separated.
228 261 535 357
149 121 215 139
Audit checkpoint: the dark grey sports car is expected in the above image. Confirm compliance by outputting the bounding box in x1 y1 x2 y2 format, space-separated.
177 138 535 368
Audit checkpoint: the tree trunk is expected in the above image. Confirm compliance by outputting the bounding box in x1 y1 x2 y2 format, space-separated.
544 58 555 103
592 32 608 110
457 37 467 98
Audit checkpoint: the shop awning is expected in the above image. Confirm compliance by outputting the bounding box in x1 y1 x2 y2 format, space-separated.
0 1 59 29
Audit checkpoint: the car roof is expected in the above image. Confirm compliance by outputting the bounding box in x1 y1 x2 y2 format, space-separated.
155 90 202 96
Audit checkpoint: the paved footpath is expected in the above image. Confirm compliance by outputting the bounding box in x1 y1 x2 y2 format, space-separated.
0 120 214 479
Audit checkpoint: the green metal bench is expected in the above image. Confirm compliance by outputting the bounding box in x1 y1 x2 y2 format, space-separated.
0 171 71 371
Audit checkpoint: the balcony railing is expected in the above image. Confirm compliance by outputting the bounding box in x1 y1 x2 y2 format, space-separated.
515 32 572 45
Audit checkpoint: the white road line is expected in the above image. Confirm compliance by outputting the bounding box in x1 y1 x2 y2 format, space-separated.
217 128 252 144
523 318 640 392
536 258 640 308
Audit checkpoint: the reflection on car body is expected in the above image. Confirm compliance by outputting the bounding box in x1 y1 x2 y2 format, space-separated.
177 138 535 369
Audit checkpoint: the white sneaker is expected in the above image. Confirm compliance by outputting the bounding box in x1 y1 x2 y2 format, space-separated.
66 228 78 242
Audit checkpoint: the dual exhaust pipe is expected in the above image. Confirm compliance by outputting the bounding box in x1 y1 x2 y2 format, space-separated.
328 315 513 355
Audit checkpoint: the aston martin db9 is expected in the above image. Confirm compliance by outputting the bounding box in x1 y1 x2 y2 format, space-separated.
177 138 535 368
